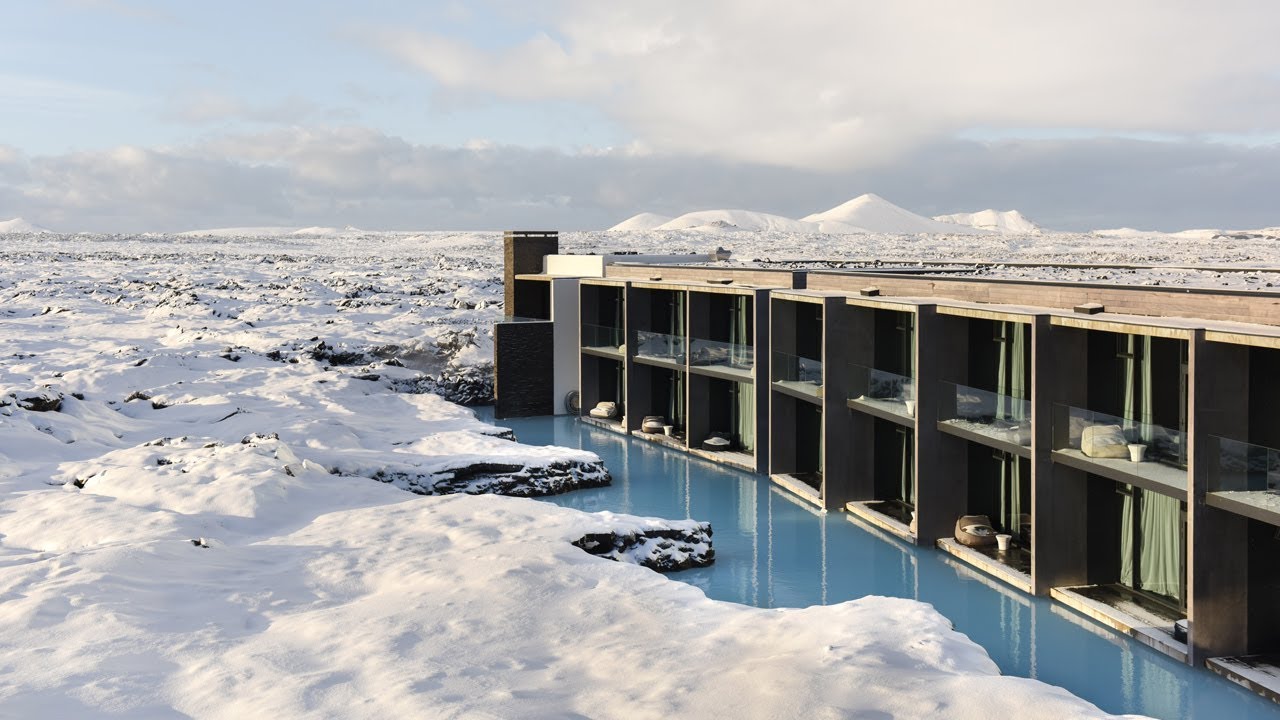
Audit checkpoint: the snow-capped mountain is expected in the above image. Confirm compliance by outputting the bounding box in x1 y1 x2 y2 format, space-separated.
656 209 817 233
609 212 674 231
803 194 979 234
933 209 1043 235
0 217 52 234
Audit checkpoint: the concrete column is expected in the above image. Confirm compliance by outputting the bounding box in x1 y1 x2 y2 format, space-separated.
752 289 770 474
847 304 877 502
1031 319 1089 594
823 297 857 509
914 305 968 547
1188 331 1250 663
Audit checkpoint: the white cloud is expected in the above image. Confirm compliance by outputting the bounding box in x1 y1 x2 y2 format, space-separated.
2 127 1278 233
375 1 1280 170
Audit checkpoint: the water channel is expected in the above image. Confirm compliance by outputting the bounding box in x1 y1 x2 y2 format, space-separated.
485 412 1277 719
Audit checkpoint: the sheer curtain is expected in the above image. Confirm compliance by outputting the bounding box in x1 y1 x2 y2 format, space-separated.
1118 333 1183 604
736 381 754 452
997 322 1028 536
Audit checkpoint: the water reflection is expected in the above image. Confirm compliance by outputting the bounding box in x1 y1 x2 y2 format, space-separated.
492 413 1275 720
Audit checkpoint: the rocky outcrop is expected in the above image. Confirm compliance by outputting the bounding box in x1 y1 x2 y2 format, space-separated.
373 458 610 498
1 389 64 412
389 364 494 406
574 522 715 572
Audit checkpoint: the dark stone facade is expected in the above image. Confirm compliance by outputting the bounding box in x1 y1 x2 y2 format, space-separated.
494 320 554 418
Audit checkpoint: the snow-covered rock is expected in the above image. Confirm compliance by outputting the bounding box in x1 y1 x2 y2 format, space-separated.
934 209 1043 235
574 517 715 571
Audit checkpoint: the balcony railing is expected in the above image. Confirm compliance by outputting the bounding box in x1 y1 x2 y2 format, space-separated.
939 381 1031 447
848 363 915 420
689 338 754 375
634 330 686 363
772 351 823 398
581 323 624 352
1208 436 1280 494
1051 404 1188 492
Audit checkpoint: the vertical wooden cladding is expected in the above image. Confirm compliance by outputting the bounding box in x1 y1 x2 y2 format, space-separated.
502 231 558 315
806 271 1280 326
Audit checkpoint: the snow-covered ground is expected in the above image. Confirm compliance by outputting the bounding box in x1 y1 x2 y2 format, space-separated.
0 230 1152 718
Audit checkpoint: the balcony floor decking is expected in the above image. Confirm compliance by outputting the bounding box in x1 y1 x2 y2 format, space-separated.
770 473 824 509
1051 584 1187 663
1207 490 1280 527
630 428 687 450
633 352 686 371
846 395 916 427
845 500 916 543
771 380 823 403
580 415 628 435
581 345 626 360
937 418 1033 458
1208 655 1280 704
688 360 754 382
688 447 756 472
936 538 1033 594
1051 448 1187 497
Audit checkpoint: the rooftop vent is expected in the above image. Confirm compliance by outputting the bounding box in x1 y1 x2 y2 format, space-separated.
1074 302 1105 315
859 286 881 297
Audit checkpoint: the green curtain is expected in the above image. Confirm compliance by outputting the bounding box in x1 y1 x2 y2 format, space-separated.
1120 486 1135 588
736 381 754 452
996 322 1028 421
669 371 686 429
999 453 1022 538
1138 491 1183 603
671 291 685 343
615 361 625 413
613 289 624 345
730 295 750 365
1122 334 1154 442
900 429 915 506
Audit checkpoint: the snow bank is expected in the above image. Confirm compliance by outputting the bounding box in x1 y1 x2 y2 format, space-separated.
0 232 1154 718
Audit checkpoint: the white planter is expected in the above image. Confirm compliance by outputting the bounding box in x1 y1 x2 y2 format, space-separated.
1128 443 1147 463
996 534 1012 552
663 425 674 436
904 400 916 417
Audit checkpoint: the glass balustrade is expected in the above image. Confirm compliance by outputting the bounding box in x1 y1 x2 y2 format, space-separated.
847 363 915 421
938 381 1031 447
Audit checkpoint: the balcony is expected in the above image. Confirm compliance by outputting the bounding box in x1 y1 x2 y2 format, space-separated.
633 330 686 368
1051 404 1187 496
688 338 754 381
937 381 1032 457
772 351 823 402
1206 436 1280 526
580 323 625 358
847 363 915 426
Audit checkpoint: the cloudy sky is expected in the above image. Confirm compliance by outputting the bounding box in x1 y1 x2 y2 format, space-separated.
3 1 1279 233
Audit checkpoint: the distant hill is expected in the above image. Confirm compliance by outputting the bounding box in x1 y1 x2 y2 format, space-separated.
933 209 1042 235
0 217 52 234
802 194 981 234
608 213 674 231
656 209 817 233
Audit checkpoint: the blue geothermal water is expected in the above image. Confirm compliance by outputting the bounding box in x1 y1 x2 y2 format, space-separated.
485 412 1277 719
